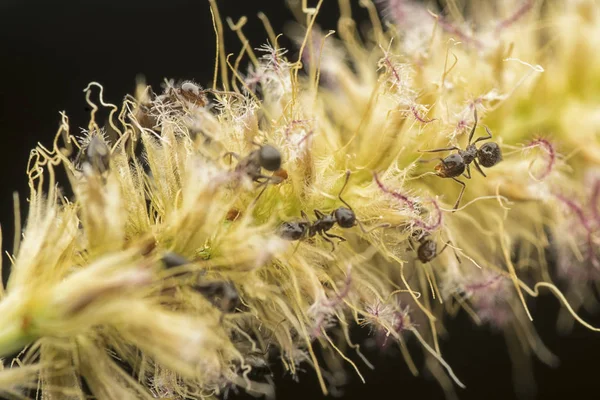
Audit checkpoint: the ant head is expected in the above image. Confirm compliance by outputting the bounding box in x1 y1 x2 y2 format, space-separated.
435 154 465 178
334 207 356 228
477 142 502 168
259 145 282 171
278 221 307 240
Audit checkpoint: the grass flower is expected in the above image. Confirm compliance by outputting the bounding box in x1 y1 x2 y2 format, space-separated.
2 0 600 398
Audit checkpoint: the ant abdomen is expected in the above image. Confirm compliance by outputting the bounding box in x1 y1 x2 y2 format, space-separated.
278 222 308 241
435 154 465 178
417 240 437 263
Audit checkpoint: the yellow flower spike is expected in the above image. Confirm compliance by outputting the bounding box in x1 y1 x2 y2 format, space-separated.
2 0 600 398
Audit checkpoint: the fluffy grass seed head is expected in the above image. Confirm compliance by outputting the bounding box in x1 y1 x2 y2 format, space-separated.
2 0 600 398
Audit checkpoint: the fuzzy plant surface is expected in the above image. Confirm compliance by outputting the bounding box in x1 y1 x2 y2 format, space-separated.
1 0 600 399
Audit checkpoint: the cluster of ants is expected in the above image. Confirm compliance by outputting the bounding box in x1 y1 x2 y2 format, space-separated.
80 82 503 315
227 107 502 265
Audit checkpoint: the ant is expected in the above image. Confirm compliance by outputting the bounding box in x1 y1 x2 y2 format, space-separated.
419 108 502 210
159 252 240 313
278 171 389 251
158 80 208 108
161 252 191 269
407 229 460 264
192 281 241 314
225 143 282 183
225 143 284 202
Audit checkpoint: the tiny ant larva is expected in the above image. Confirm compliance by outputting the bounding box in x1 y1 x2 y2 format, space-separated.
419 108 502 210
278 171 390 251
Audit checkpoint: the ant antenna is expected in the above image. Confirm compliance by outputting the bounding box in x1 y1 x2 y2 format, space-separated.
250 176 279 206
338 170 353 210
467 107 478 145
357 220 391 233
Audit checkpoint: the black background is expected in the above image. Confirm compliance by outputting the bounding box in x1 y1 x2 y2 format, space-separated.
1 1 600 399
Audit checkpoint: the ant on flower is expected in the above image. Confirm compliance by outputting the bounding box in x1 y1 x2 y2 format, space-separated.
278 171 390 251
419 108 502 210
407 229 461 264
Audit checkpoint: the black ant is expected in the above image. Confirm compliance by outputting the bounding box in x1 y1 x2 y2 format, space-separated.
160 252 240 313
407 229 460 264
419 108 502 210
278 171 389 251
225 143 284 203
192 281 241 314
225 143 282 183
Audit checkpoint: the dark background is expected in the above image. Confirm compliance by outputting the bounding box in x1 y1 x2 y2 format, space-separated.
1 1 600 399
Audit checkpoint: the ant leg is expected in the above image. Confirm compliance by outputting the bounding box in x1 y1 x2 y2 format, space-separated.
324 232 346 243
252 181 269 204
438 240 462 264
338 170 353 210
451 178 467 211
254 173 276 183
418 157 447 165
318 232 336 252
223 152 240 165
473 159 487 177
467 107 479 144
438 241 449 255
463 165 472 179
357 220 391 233
300 211 314 237
301 210 310 222
473 126 493 144
314 209 325 219
406 237 417 252
418 146 460 153
251 176 280 205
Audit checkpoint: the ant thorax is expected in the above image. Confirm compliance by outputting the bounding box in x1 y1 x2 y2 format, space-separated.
236 150 262 179
460 144 477 164
310 214 336 236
